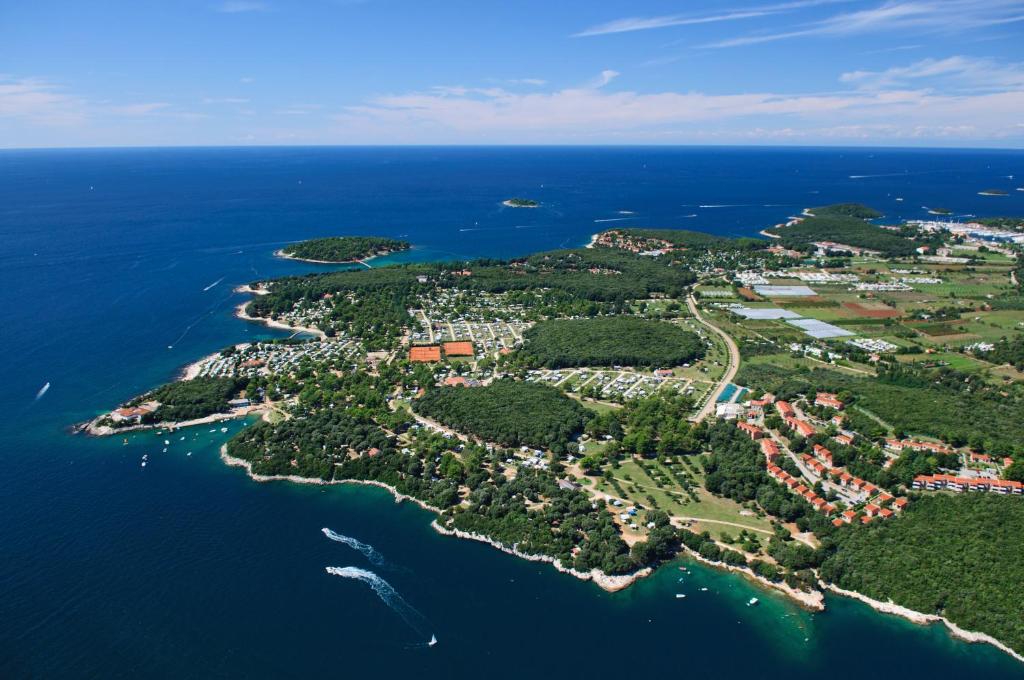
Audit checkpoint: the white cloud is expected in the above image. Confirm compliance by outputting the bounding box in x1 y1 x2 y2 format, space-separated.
588 70 620 88
108 102 170 116
704 0 1024 48
331 68 1024 145
216 1 268 13
573 0 850 37
0 77 85 124
203 97 251 104
840 55 1024 91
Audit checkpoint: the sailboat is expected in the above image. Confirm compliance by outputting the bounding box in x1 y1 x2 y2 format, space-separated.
428 635 438 647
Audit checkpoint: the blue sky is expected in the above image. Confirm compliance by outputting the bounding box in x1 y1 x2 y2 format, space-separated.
2 0 1023 147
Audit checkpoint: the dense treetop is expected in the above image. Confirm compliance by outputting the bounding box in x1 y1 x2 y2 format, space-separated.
516 316 705 369
808 203 882 220
414 379 589 454
821 494 1024 656
281 236 409 262
133 376 245 422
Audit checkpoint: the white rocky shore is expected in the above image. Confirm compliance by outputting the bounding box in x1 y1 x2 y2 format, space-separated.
220 446 649 591
431 521 652 592
679 543 825 611
219 446 441 513
823 583 1024 663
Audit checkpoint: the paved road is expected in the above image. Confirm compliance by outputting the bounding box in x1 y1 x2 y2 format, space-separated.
688 295 741 423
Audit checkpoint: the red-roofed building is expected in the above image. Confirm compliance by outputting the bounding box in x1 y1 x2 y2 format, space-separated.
864 503 880 517
784 416 815 438
879 508 894 519
834 433 854 447
776 400 795 418
815 392 844 410
832 518 845 527
813 444 834 466
737 422 764 440
841 510 857 524
443 376 469 387
760 439 779 461
892 497 908 512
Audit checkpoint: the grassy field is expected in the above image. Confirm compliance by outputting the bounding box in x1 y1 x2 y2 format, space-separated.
592 458 774 539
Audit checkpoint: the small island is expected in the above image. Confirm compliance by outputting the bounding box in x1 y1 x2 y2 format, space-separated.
278 236 410 264
979 189 1009 197
503 198 539 208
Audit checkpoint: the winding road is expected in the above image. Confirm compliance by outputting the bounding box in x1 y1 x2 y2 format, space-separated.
687 294 741 423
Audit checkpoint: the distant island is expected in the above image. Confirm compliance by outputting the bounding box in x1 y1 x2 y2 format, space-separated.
926 207 952 216
503 198 539 208
979 189 1009 197
278 236 410 264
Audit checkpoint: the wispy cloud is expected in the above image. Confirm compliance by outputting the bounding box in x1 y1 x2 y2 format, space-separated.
216 1 268 13
333 67 1024 144
704 0 1024 48
0 77 85 124
203 97 251 104
841 55 1024 91
573 0 850 37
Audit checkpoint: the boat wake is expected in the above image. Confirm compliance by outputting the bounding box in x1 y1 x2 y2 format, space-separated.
326 566 435 645
593 217 636 223
203 276 225 292
35 382 51 401
322 528 387 566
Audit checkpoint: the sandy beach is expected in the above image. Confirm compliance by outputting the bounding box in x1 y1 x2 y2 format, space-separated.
235 301 327 339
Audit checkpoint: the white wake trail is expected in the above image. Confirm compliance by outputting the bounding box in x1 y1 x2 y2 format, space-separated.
203 276 225 291
325 566 435 645
322 528 386 565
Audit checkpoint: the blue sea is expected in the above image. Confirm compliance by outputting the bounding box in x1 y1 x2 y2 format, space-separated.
2 147 1023 678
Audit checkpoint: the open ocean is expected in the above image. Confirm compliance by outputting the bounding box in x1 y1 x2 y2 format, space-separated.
2 147 1023 678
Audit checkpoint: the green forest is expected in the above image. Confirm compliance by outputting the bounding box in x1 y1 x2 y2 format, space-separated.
516 317 705 368
414 379 589 453
821 494 1024 656
136 376 245 422
281 236 410 262
767 204 917 257
808 203 883 219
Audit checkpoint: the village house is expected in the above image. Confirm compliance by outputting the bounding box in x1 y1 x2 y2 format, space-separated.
784 416 815 438
737 422 764 440
814 392 844 410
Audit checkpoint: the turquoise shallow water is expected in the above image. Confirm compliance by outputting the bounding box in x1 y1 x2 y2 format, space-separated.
1 147 1023 678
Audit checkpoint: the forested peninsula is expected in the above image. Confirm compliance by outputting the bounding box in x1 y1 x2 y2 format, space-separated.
90 203 1024 662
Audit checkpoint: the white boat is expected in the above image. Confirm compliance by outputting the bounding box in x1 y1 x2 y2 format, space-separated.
747 597 759 607
428 635 437 647
220 427 228 433
164 440 170 445
141 461 147 467
676 593 686 599
700 587 708 592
